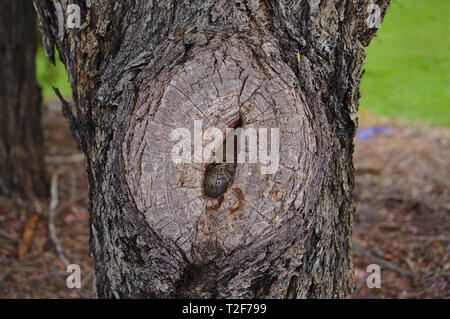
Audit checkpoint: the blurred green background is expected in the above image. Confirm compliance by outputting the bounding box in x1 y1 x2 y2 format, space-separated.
360 0 449 127
35 0 449 126
35 44 71 98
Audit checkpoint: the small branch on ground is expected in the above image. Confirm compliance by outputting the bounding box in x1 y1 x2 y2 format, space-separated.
45 153 84 165
48 170 70 266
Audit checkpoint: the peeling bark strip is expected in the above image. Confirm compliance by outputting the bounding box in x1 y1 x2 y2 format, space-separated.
33 0 390 298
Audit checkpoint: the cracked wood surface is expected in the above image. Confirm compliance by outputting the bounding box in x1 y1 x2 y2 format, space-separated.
123 38 325 267
33 0 390 298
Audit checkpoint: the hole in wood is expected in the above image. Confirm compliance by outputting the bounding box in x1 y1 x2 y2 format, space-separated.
203 120 241 199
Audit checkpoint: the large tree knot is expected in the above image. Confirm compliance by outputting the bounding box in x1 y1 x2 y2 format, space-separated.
123 38 326 266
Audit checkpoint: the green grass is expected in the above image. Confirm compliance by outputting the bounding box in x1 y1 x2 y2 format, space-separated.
360 0 450 126
35 1 449 126
35 44 71 98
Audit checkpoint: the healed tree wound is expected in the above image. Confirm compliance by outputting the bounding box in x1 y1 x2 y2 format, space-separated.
203 120 240 199
123 38 325 268
203 162 236 199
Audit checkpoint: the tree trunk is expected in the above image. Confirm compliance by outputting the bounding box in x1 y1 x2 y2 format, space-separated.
34 0 390 298
0 0 48 198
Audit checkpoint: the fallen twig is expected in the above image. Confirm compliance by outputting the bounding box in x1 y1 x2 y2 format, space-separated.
55 193 89 215
45 153 84 164
354 249 412 277
48 171 70 266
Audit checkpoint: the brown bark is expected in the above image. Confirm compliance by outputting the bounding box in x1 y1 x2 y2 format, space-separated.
33 0 390 298
0 0 48 198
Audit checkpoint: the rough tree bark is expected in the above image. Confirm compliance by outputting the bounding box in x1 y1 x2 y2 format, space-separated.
0 0 48 197
34 0 390 298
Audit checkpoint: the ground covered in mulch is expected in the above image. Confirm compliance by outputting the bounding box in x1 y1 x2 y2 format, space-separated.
0 103 448 298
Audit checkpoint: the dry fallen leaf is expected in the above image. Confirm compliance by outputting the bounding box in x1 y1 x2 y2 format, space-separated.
18 214 40 259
